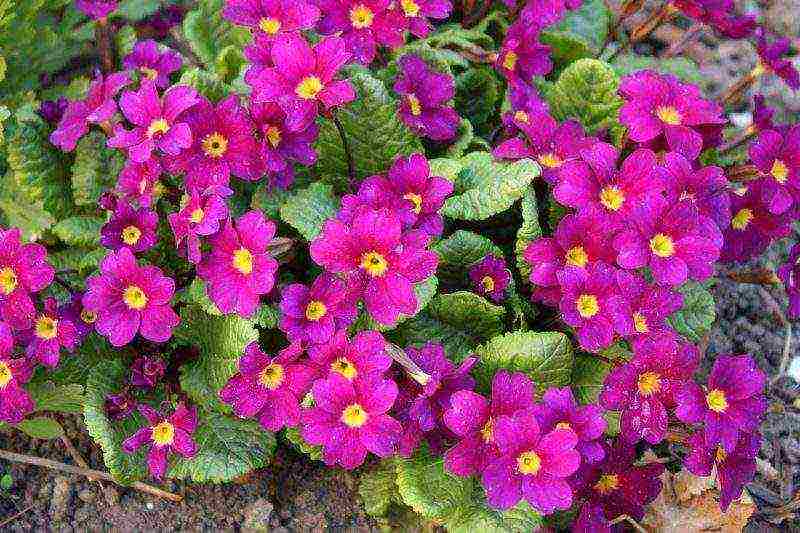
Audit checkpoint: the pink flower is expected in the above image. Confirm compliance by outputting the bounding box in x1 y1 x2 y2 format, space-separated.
23 298 77 368
748 126 800 214
658 151 731 229
167 191 228 264
393 55 460 141
0 228 55 330
756 29 800 90
307 329 391 380
122 403 198 480
394 0 452 38
57 292 97 341
123 40 182 88
83 248 180 347
778 243 800 319
108 81 199 163
130 355 167 389
76 0 117 19
197 211 279 317
223 0 320 37
469 255 511 303
496 21 552 84
315 0 405 65
279 275 358 344
0 354 34 424
100 201 159 254
115 158 163 208
673 0 756 38
611 270 683 344
532 387 607 463
500 81 548 137
720 181 791 263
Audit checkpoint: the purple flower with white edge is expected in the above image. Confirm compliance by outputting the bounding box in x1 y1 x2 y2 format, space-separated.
301 373 402 469
469 254 511 303
76 0 117 19
395 0 452 38
748 126 800 214
612 270 683 344
249 33 355 132
756 29 800 90
443 371 536 477
222 0 320 37
532 387 606 463
116 158 163 208
105 390 136 421
83 248 180 347
481 412 580 513
0 227 55 330
197 211 279 317
721 181 792 263
50 72 130 151
24 297 77 368
315 0 405 65
659 151 731 229
394 55 459 141
684 430 760 511
676 354 767 452
130 356 167 389
219 342 315 431
600 334 699 445
279 275 357 344
778 243 800 319
496 21 552 84
122 403 198 480
557 262 624 353
100 201 159 254
167 191 228 264
123 40 182 88
108 81 199 163
308 329 390 380
58 293 97 341
612 195 721 286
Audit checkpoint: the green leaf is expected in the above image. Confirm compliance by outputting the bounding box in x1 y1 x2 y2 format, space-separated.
279 182 340 241
432 230 503 287
169 410 276 483
182 0 251 78
26 381 84 413
515 187 542 282
541 0 612 67
115 0 161 21
441 153 540 221
396 291 505 361
611 54 704 85
284 426 323 461
47 247 106 276
571 353 612 404
71 130 126 207
114 25 138 59
474 331 574 393
454 67 500 135
0 473 12 490
359 459 401 517
177 68 233 101
315 71 423 187
13 417 64 439
52 216 104 247
0 198 55 242
34 333 114 386
548 58 622 134
667 281 716 342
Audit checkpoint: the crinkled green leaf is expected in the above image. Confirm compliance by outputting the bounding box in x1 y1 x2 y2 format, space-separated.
0 198 55 242
34 333 113 386
571 353 612 404
182 0 251 75
279 182 340 241
26 381 84 413
13 417 64 439
667 281 716 342
115 0 161 21
441 153 539 220
359 459 401 517
548 58 622 134
611 54 704 85
169 410 276 483
516 187 542 283
71 130 126 207
454 66 500 135
115 25 138 59
474 331 574 393
47 247 106 276
541 0 611 67
177 67 233 101
432 230 503 287
52 216 104 247
284 426 323 461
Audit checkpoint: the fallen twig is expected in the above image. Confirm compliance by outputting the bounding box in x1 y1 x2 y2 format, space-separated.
0 503 36 528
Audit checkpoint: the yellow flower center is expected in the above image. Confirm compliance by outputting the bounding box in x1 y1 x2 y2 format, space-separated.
565 245 588 268
259 363 285 390
331 357 358 380
480 275 495 293
146 118 170 138
305 300 327 321
140 67 159 80
771 159 789 184
0 267 18 295
190 208 205 224
404 192 423 214
407 94 422 116
400 0 420 16
296 76 324 100
715 446 727 464
633 312 649 333
342 403 368 428
265 126 281 148
513 110 529 123
123 285 148 310
151 421 175 446
649 233 675 258
201 132 228 159
232 247 253 275
35 316 58 340
258 17 281 34
349 4 374 28
637 371 661 396
731 208 754 230
599 186 625 211
361 251 388 277
121 225 142 246
80 309 97 324
656 105 682 125
503 51 518 71
480 418 494 442
0 361 12 388
538 152 564 169
706 389 728 413
516 451 541 475
576 294 599 318
555 421 572 430
594 473 619 495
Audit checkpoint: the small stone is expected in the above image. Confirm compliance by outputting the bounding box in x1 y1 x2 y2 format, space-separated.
242 498 274 532
49 476 73 521
77 488 96 503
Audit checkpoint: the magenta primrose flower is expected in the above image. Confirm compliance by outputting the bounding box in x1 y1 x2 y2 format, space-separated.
756 29 800 90
612 270 683 344
123 40 182 88
673 0 756 39
50 72 130 151
116 158 163 208
574 503 611 533
108 81 199 163
105 390 136 421
469 254 511 303
307 329 391 381
0 321 33 424
250 33 355 132
219 342 315 431
122 403 198 480
748 126 800 214
0 227 55 330
778 243 800 319
83 248 179 347
167 191 229 264
39 97 68 125
100 201 159 254
676 354 767 452
222 0 321 37
280 275 358 345
58 292 97 341
481 412 580 513
600 335 699 445
24 297 77 369
395 0 452 38
244 34 275 87
130 355 167 389
659 151 731 229
197 211 279 317
618 70 725 160
301 373 402 469
532 387 606 463
496 21 552 84
500 81 548 137
315 0 405 65
393 55 460 142
684 430 760 511
443 371 536 477
75 0 117 19
310 207 437 325
612 195 721 286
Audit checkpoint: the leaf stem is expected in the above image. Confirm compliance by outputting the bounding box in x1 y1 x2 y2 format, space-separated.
331 112 357 190
95 18 115 73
